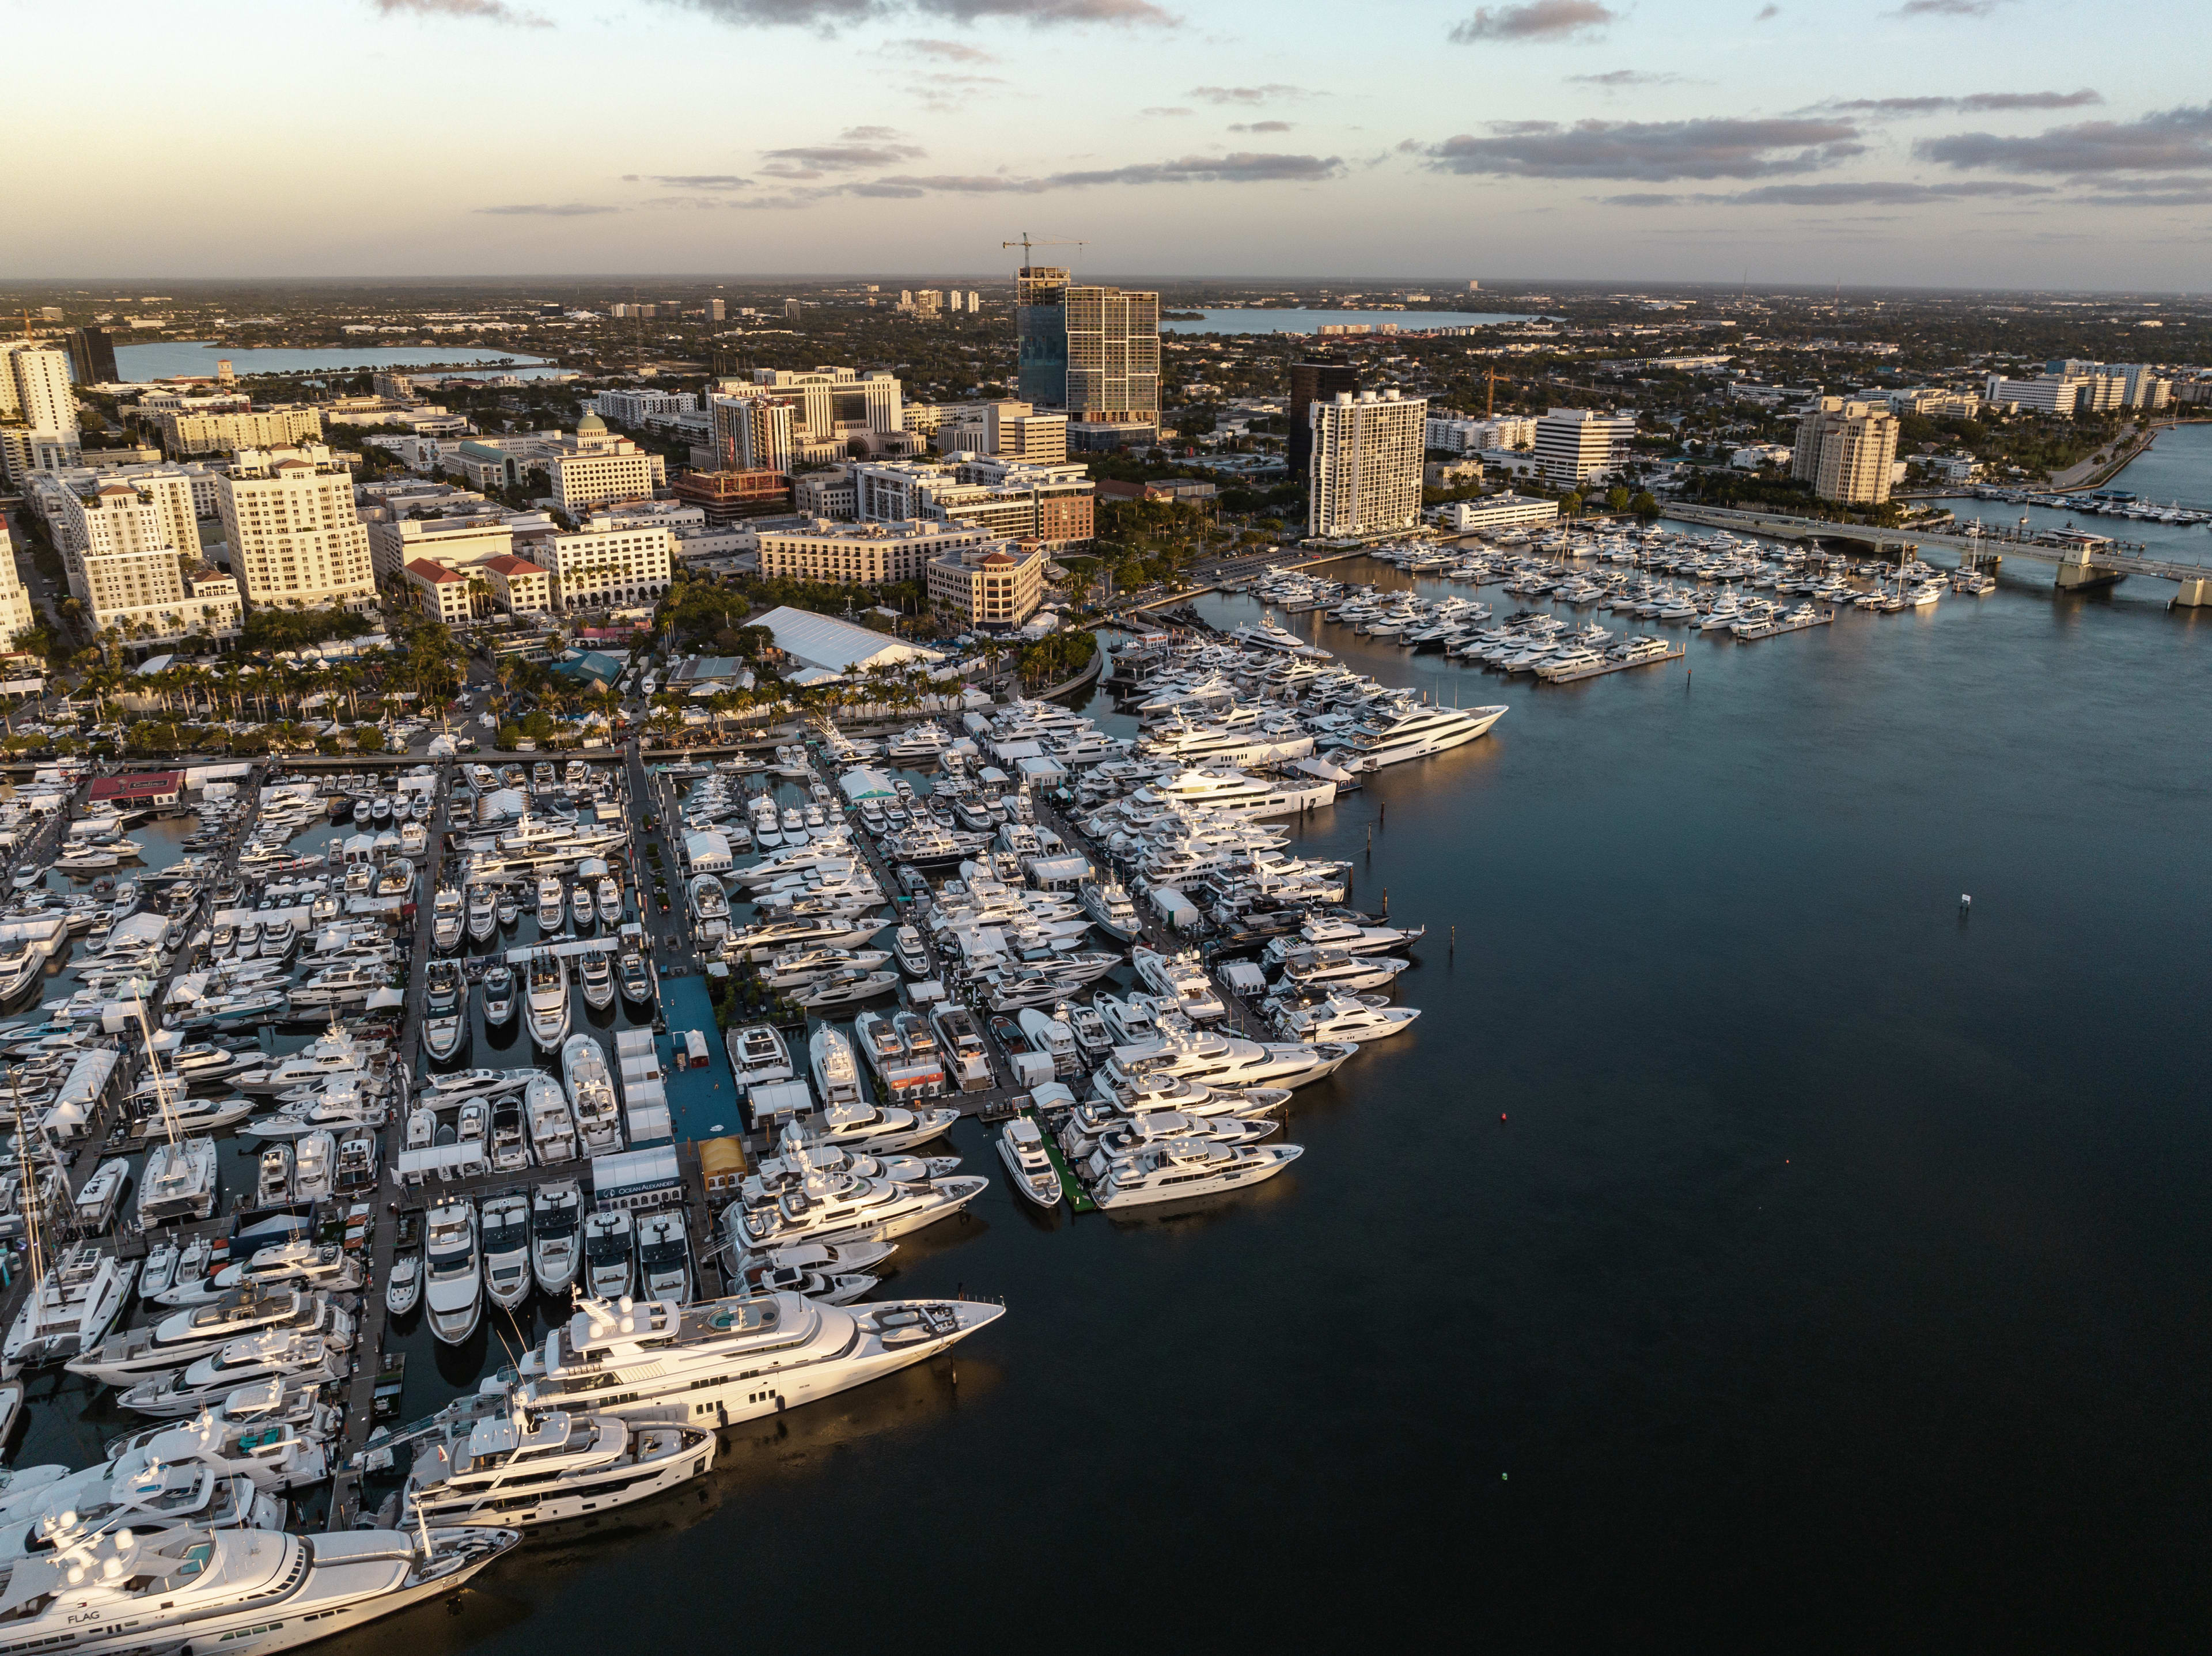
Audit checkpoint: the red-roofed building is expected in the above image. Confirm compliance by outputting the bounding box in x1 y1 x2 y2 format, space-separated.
480 554 554 617
403 557 476 624
88 771 182 808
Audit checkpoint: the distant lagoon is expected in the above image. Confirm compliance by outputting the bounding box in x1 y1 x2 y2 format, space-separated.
1159 308 1536 335
112 340 565 381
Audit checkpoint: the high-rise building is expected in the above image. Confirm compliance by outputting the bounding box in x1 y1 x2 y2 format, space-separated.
215 445 378 613
966 291 980 313
711 394 796 473
707 299 726 322
48 478 238 641
0 344 81 486
785 299 803 321
153 405 323 458
1790 398 1899 505
1308 391 1426 539
1533 407 1638 486
1014 267 1159 449
1289 358 1359 483
0 520 39 647
66 328 119 386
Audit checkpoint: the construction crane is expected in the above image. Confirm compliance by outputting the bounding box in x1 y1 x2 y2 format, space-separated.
1002 232 1087 270
1483 365 1504 417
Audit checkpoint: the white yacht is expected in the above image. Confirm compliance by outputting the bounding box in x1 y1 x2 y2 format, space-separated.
1079 880 1143 942
162 1238 362 1308
525 1074 578 1164
1131 947 1228 1022
421 960 466 1062
596 876 623 927
68 1287 348 1389
423 1202 483 1347
429 888 464 952
465 884 499 943
1268 992 1421 1044
1324 703 1507 771
809 1026 865 1107
997 1118 1063 1209
531 1179 582 1296
508 1290 1002 1432
562 1033 622 1154
525 952 571 1050
731 1158 986 1252
0 1521 516 1656
5 1245 137 1366
1094 1026 1353 1098
480 1194 532 1312
135 1135 219 1225
535 871 565 929
117 1329 350 1418
728 1024 794 1088
582 1209 635 1300
1091 1136 1304 1210
578 949 616 1011
636 1210 692 1304
403 1403 714 1529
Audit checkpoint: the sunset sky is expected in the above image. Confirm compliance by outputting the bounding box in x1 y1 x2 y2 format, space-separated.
9 0 2209 286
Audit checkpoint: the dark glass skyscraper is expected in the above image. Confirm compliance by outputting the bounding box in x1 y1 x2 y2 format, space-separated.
1288 358 1359 483
1016 266 1070 408
67 327 118 385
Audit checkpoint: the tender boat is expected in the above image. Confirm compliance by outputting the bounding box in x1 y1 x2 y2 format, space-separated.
385 1211 423 1316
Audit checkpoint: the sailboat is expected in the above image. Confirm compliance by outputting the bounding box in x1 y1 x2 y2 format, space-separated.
132 1001 218 1227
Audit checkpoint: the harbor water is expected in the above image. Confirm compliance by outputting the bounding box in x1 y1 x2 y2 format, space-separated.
293 544 2212 1651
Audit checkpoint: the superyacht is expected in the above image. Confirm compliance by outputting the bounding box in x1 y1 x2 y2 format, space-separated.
402 1402 713 1529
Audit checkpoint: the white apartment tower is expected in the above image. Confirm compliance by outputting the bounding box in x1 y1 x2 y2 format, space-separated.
1308 391 1427 539
0 345 81 486
1790 399 1899 505
49 481 239 640
216 445 378 613
0 520 37 647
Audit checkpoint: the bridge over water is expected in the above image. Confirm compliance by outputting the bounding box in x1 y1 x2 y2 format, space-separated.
1666 504 2212 606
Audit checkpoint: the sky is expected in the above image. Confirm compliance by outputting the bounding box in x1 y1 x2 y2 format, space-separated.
7 0 2211 287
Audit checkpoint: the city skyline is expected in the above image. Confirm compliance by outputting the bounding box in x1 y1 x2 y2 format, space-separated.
9 0 2210 287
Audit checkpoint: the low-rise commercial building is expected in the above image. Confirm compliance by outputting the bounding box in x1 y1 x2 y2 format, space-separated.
1428 492 1562 533
480 554 555 615
518 517 672 613
926 539 1048 630
403 558 476 623
671 468 793 523
757 518 989 584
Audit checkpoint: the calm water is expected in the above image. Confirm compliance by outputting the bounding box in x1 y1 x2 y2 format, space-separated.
111 342 562 382
1941 422 2212 580
1161 308 1533 335
265 539 2212 1651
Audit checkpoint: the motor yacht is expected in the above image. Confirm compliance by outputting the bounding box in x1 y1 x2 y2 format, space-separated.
290 1130 336 1202
1268 992 1421 1045
489 1092 529 1172
531 1179 582 1296
420 960 465 1061
578 949 616 1010
70 1158 130 1234
0 1518 517 1656
569 882 593 930
998 1117 1063 1209
1090 1136 1304 1210
536 871 566 930
136 1134 219 1225
809 1026 865 1107
617 943 656 1009
386 1212 422 1317
636 1211 692 1304
728 1024 794 1089
1131 947 1228 1022
403 1402 713 1530
562 1033 622 1154
596 876 623 927
481 1195 532 1312
525 1074 578 1164
103 1388 334 1494
423 1202 483 1346
117 1328 350 1418
67 1287 348 1389
582 1209 635 1300
891 923 931 977
688 874 731 945
482 961 517 1026
5 1245 137 1366
1273 946 1411 995
465 884 498 943
168 1240 362 1320
507 1290 1002 1432
526 952 571 1050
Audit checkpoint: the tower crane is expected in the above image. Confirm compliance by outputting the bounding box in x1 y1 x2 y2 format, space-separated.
1002 232 1088 268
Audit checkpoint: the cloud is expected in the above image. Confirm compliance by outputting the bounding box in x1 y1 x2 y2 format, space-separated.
1894 0 2008 13
672 0 1170 27
1418 115 1862 180
1230 120 1294 133
1917 103 2212 174
1755 3 1778 16
1449 1 1615 42
630 173 755 190
1043 150 1342 185
1187 84 1316 105
762 141 927 176
372 0 549 24
1141 106 1194 117
2081 184 2212 207
473 202 619 215
871 173 1040 192
1566 70 1681 87
841 125 904 140
1815 89 2102 115
892 34 996 58
1600 179 2056 206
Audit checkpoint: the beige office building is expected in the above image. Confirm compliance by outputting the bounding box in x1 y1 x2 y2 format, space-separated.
522 517 672 612
156 406 324 458
1308 391 1427 539
1791 399 1900 505
758 518 990 585
926 539 1048 629
215 446 378 613
48 481 240 639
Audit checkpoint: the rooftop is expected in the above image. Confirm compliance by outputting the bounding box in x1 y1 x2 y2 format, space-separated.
751 605 945 673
